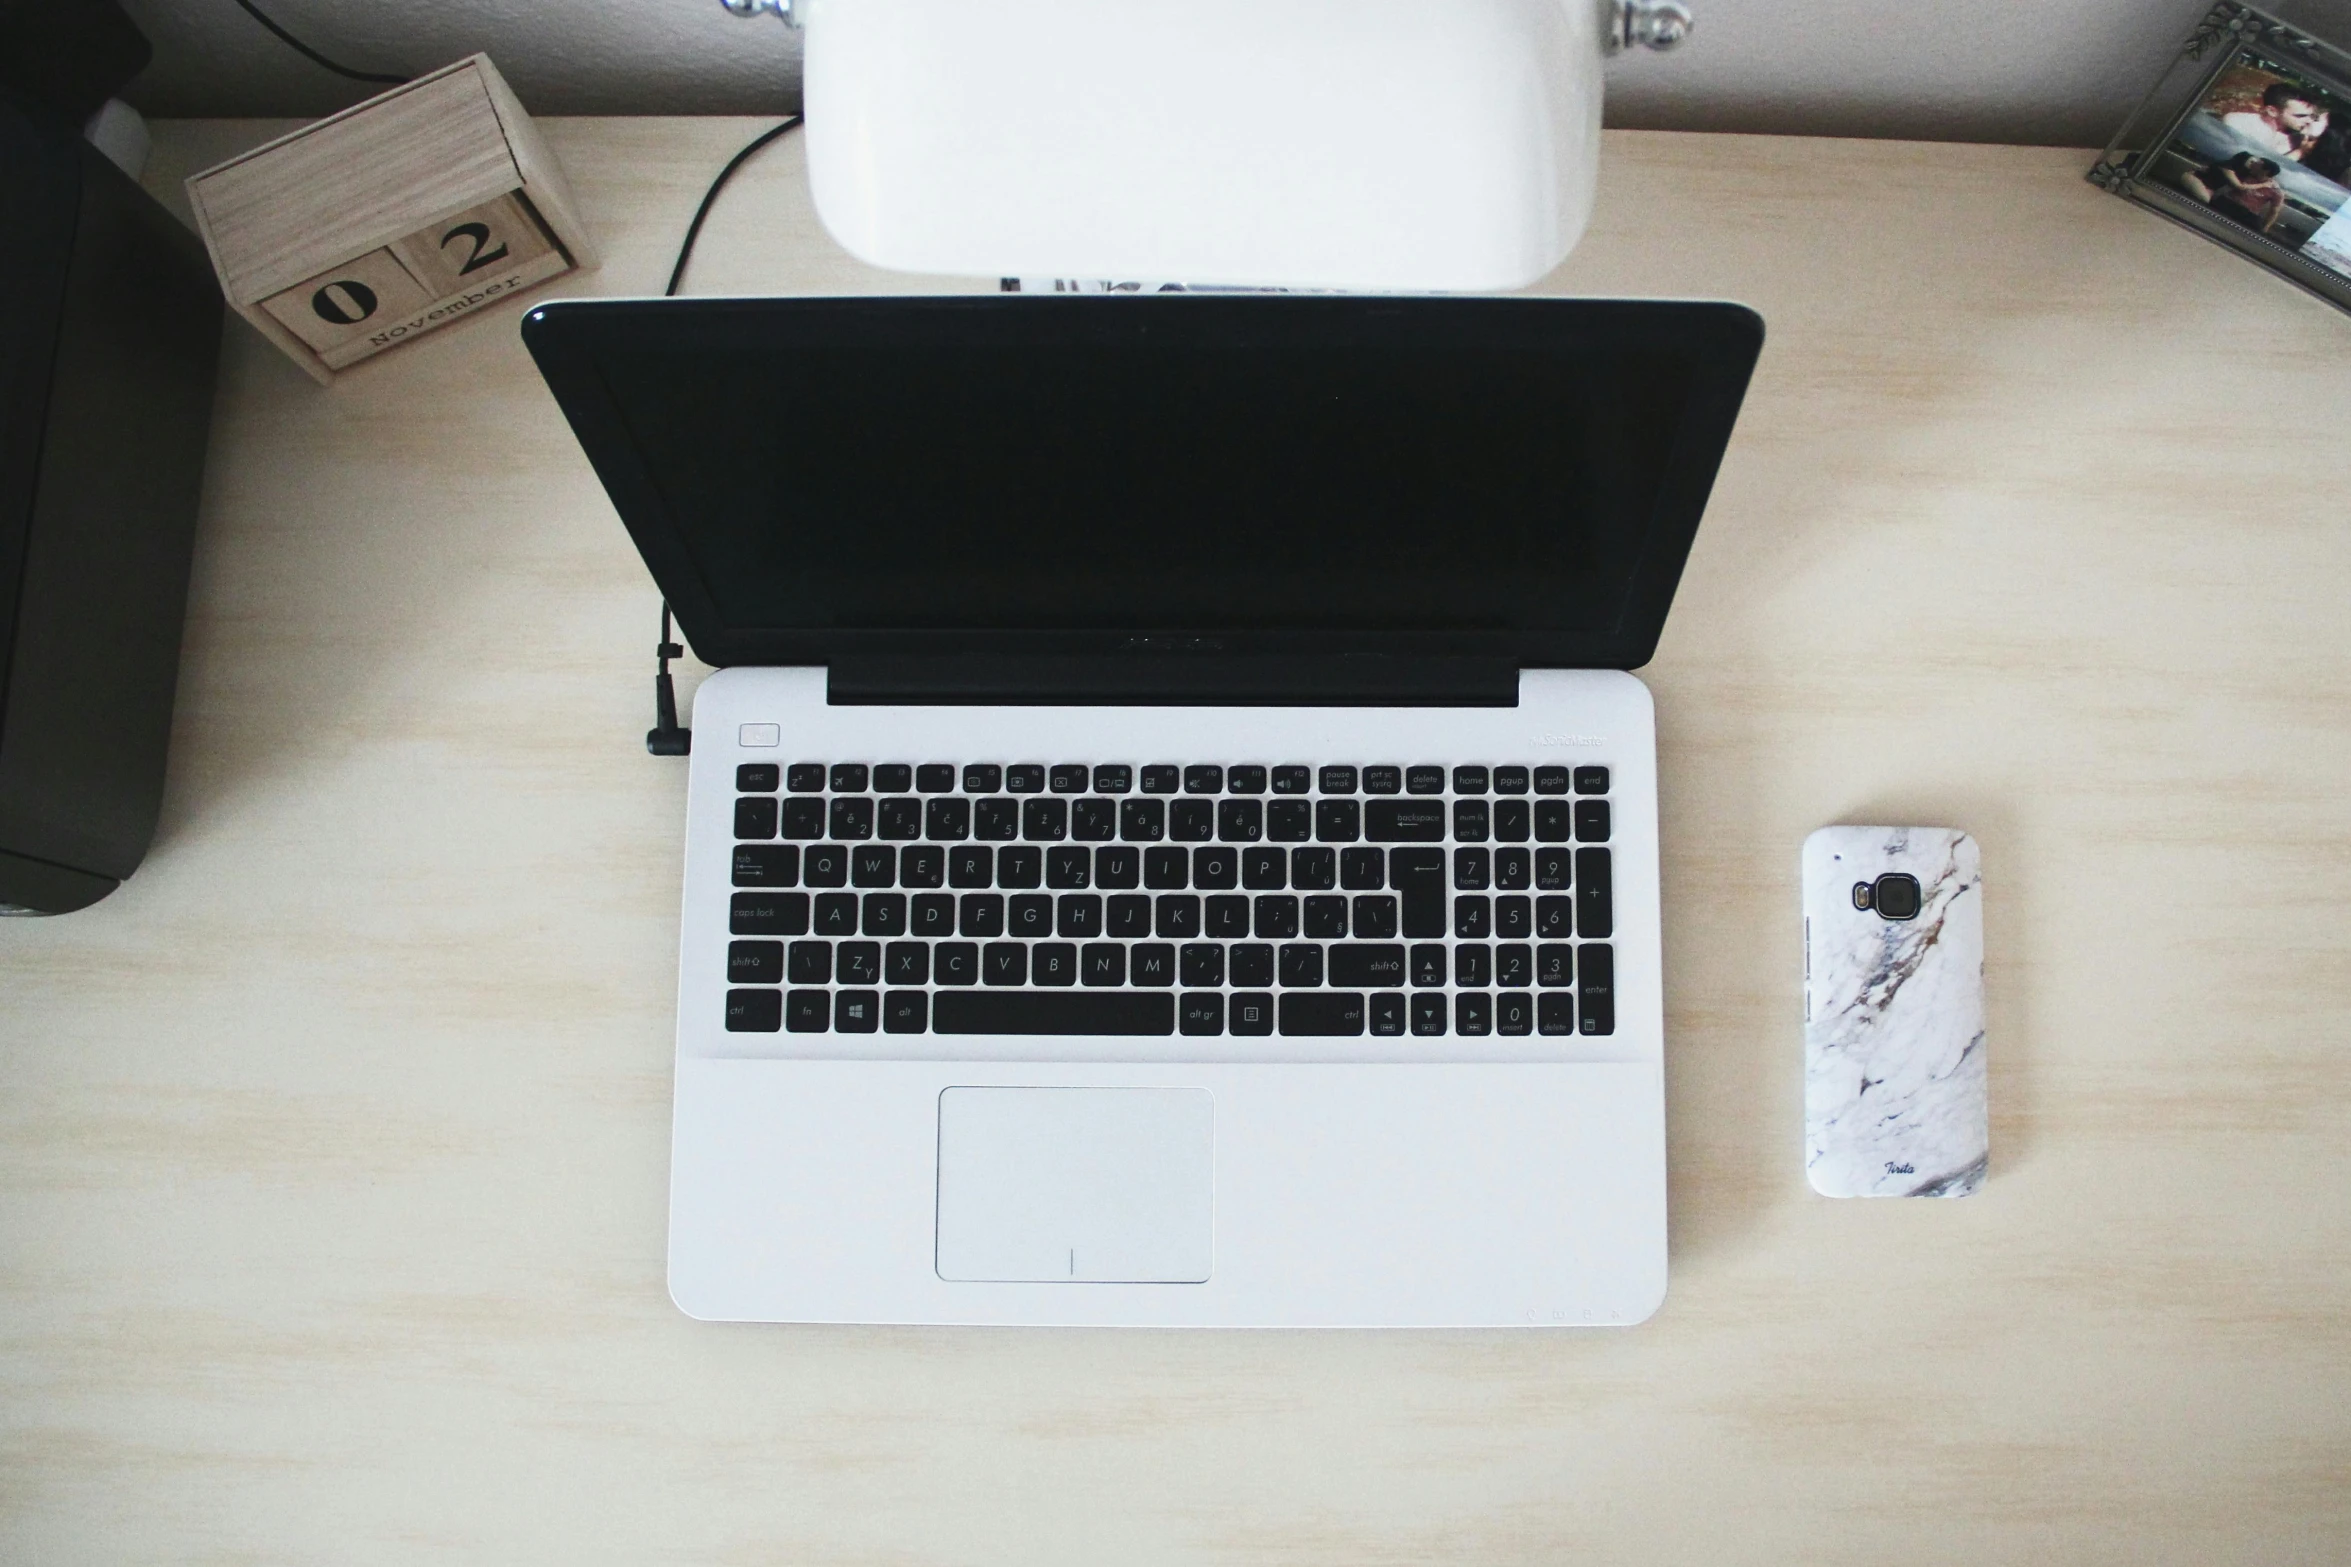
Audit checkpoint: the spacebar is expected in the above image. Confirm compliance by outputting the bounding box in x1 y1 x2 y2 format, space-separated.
932 992 1175 1035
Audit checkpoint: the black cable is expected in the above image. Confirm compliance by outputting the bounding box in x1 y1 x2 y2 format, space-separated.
227 0 411 86
647 604 691 756
644 116 805 753
665 117 803 296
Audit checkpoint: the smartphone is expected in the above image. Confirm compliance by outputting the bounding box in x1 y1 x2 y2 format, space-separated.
1802 826 1985 1198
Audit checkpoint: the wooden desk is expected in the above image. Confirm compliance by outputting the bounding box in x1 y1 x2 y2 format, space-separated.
3 120 2346 1563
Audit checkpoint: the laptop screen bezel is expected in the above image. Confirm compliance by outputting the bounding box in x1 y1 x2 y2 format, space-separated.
521 294 1763 674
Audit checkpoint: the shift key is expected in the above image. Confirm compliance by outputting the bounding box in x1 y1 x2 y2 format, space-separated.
1329 944 1407 987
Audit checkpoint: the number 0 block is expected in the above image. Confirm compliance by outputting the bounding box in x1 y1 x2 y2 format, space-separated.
185 55 595 385
257 248 433 355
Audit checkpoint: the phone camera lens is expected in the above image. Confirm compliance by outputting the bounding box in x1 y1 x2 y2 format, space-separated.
1870 872 1922 921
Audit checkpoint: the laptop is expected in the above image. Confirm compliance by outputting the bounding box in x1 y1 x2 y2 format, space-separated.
523 295 1762 1327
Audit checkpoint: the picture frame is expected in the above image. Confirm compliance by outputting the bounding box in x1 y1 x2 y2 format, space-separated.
2091 1 2351 316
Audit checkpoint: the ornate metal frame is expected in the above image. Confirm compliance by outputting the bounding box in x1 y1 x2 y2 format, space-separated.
2091 1 2351 316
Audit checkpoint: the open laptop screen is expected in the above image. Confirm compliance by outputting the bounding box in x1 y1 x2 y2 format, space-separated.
525 296 1760 672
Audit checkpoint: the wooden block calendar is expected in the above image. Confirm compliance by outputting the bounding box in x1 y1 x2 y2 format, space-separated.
185 55 595 384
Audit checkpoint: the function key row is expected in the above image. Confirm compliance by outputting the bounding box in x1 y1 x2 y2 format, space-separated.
734 762 1611 797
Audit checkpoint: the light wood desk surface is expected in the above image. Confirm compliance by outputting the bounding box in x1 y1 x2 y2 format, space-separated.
3 119 2347 1564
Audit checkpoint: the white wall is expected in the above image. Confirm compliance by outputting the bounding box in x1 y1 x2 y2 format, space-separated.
114 0 2335 147
121 0 808 120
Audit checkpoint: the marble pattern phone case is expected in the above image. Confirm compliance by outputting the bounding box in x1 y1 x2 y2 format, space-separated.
1803 826 1985 1198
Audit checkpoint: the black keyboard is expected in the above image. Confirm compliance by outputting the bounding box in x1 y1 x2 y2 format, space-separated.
721 759 1616 1039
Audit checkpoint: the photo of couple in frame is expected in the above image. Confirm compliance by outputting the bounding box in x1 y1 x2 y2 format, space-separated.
2095 2 2351 314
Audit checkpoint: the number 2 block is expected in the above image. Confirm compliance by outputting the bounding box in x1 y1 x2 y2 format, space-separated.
389 194 557 298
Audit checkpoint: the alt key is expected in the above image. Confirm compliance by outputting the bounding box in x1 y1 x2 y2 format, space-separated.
1180 992 1225 1035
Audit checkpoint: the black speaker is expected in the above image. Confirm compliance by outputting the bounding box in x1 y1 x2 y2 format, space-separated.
1 89 221 914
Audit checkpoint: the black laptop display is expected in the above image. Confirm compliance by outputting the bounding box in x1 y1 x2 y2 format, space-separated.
524 296 1761 699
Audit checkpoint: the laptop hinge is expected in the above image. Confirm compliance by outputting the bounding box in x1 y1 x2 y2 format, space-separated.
827 655 1519 707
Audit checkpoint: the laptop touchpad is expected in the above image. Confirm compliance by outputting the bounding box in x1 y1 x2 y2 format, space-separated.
936 1088 1213 1283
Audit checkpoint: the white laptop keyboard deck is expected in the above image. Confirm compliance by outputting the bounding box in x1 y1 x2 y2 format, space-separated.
723 759 1617 1041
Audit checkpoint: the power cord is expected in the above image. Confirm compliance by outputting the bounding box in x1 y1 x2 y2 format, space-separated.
666 116 803 296
647 604 692 757
644 116 805 756
227 0 411 86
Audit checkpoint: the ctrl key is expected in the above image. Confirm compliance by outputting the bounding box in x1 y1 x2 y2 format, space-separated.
725 988 782 1032
1279 992 1365 1036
